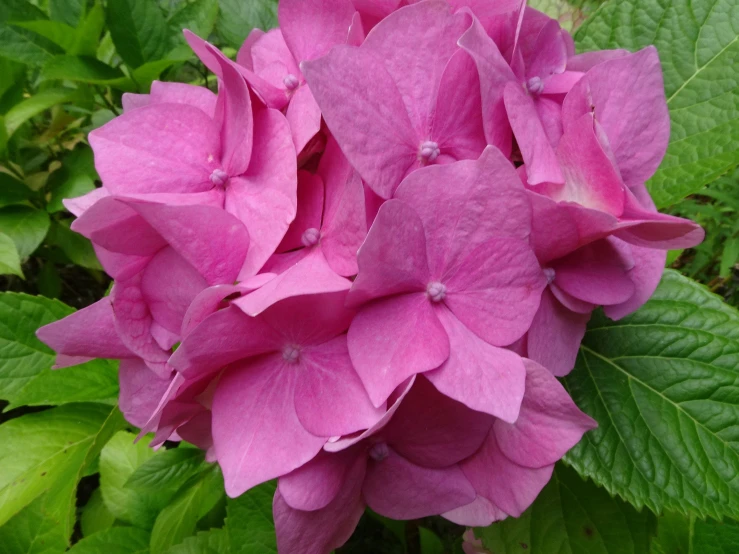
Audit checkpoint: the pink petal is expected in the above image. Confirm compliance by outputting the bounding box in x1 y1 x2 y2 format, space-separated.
125 200 249 285
119 358 171 428
364 451 475 519
443 496 506 527
92 244 151 282
347 293 449 407
278 171 324 253
551 237 635 306
348 200 430 306
302 46 417 199
140 247 207 334
63 187 109 217
88 103 219 194
426 308 526 422
169 305 280 379
526 288 589 377
361 0 470 135
394 147 531 278
443 237 546 346
150 81 217 117
121 93 149 112
225 108 297 277
274 457 366 554
286 86 322 154
527 190 580 263
278 0 357 62
562 47 669 188
504 81 563 185
525 19 567 80
278 447 360 511
458 17 516 153
384 376 492 467
604 241 667 320
235 248 351 317
246 28 300 81
493 358 596 468
566 49 629 72
295 335 383 438
209 41 254 176
431 49 487 162
462 431 555 517
213 354 327 496
36 298 132 364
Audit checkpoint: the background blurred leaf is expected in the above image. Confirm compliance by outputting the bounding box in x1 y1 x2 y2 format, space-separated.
476 464 655 553
575 0 739 208
69 2 105 56
41 55 126 84
226 480 277 554
0 173 33 208
106 0 172 68
0 232 22 277
164 528 230 554
563 270 739 519
80 488 116 538
49 0 86 27
4 88 78 137
126 447 207 491
67 526 150 554
0 205 50 258
168 0 219 49
46 221 102 270
0 0 62 66
216 0 277 48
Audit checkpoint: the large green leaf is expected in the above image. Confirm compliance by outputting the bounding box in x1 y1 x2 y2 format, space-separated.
126 446 207 491
528 0 604 31
0 206 50 258
168 0 219 50
106 0 172 68
4 88 78 137
49 0 86 27
67 527 150 554
216 0 277 48
164 529 229 554
80 488 116 538
563 270 739 519
575 0 739 208
149 466 224 554
476 465 655 554
226 480 277 554
0 0 61 66
0 232 22 277
0 173 33 208
0 492 72 554
100 431 178 528
651 513 739 554
46 221 103 270
41 55 126 84
0 402 124 527
0 293 116 407
10 20 77 52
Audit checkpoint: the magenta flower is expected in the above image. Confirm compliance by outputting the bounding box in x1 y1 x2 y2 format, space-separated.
169 292 382 496
303 0 486 198
347 148 546 417
88 41 296 278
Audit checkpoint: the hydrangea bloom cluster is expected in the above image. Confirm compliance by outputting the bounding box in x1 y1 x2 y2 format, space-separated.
38 1 703 551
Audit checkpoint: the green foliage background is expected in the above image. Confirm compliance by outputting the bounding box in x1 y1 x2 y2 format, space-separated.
0 0 737 553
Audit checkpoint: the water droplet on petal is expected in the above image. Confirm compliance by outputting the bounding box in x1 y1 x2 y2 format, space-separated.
419 140 440 163
283 74 300 91
301 227 320 247
282 344 301 364
369 442 389 461
210 169 229 188
526 76 544 96
426 281 447 302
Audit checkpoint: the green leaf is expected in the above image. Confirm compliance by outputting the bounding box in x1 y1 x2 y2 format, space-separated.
41 55 126 84
168 0 219 50
720 237 739 278
528 0 604 31
574 0 739 208
0 173 32 208
419 527 444 554
47 174 95 213
216 0 277 48
476 465 656 554
49 0 86 27
106 0 171 68
80 488 116 537
0 206 50 258
149 466 225 554
46 220 102 270
125 447 207 491
0 293 73 402
68 527 151 554
164 529 229 554
651 513 739 554
0 492 72 554
0 232 23 277
11 20 77 52
4 87 78 137
563 270 739 520
226 480 277 554
100 431 178 528
0 402 124 527
0 0 61 66
69 2 105 56
650 512 690 554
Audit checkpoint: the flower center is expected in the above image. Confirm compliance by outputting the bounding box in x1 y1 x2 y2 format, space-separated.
369 442 389 461
209 169 229 188
301 227 320 247
526 76 544 96
283 74 300 91
282 344 301 364
426 281 447 302
419 140 440 163
543 268 556 285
